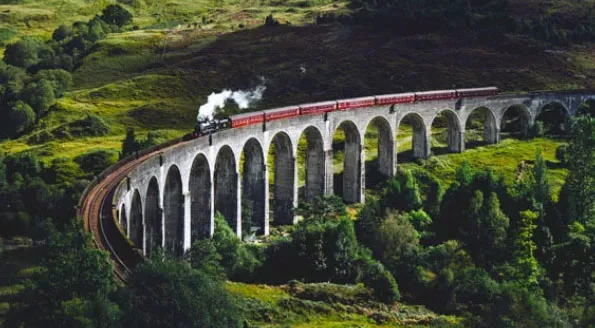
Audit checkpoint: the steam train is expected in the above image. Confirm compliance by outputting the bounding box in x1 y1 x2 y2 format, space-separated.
187 87 498 139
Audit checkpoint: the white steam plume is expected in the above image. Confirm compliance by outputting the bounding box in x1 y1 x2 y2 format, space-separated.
197 80 267 120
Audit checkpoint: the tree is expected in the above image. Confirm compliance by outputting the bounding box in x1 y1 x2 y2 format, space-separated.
3 37 45 68
186 239 225 279
22 79 56 115
296 195 346 221
355 196 384 249
119 256 242 328
565 116 595 224
532 148 551 208
6 100 35 136
74 149 118 176
373 211 420 273
101 4 133 27
508 210 541 286
52 25 72 42
6 222 119 327
35 69 73 97
121 128 139 158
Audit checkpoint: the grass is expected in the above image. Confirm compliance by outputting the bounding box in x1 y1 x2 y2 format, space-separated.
227 281 462 327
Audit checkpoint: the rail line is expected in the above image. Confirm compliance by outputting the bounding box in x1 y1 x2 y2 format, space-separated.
79 139 184 281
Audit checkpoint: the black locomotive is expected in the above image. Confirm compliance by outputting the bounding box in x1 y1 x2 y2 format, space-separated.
185 117 231 140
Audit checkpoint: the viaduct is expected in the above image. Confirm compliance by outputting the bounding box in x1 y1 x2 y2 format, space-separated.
79 90 594 275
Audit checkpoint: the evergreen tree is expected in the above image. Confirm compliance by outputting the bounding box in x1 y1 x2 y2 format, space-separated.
121 128 138 158
532 148 551 208
565 116 595 224
509 210 541 286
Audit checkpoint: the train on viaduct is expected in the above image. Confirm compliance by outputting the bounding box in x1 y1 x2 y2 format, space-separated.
79 88 594 279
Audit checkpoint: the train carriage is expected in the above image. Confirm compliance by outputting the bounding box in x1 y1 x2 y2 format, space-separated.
456 87 499 98
230 111 265 128
299 101 337 115
375 93 415 106
415 89 456 101
337 96 376 111
264 106 300 122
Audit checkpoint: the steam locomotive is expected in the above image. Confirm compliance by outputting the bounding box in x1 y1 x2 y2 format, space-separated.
186 87 498 139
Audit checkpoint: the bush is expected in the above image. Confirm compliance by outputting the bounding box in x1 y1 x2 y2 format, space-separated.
101 4 133 27
361 260 400 303
74 149 118 175
555 145 568 164
530 121 545 137
21 79 55 115
3 37 47 68
5 100 36 136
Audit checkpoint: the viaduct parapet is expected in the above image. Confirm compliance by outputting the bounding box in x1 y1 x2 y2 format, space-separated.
105 90 594 258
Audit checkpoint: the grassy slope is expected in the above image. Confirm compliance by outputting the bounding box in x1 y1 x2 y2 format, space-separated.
228 282 461 327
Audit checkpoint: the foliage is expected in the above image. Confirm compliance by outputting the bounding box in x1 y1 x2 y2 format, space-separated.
74 149 118 176
4 100 35 136
564 116 595 225
101 4 133 27
296 195 346 221
186 239 225 279
119 255 242 328
6 222 119 327
555 144 568 165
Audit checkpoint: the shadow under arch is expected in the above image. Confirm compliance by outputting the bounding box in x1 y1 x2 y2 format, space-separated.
429 109 462 155
145 177 162 257
501 104 531 139
464 106 498 147
333 120 362 204
189 153 212 242
241 138 266 235
130 189 143 250
364 116 394 188
269 131 295 226
214 145 238 233
298 126 325 203
397 112 428 161
164 165 184 257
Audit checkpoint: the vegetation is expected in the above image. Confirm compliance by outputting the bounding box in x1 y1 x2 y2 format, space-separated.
0 0 593 326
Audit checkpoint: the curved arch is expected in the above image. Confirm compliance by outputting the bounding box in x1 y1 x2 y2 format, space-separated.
164 165 184 257
119 203 128 233
534 101 570 135
130 189 143 249
214 145 238 232
398 112 429 159
334 120 362 204
269 132 295 225
465 107 498 145
500 104 531 139
365 116 395 178
430 110 462 153
242 138 266 235
145 177 162 257
190 153 212 242
299 126 325 202
537 100 570 119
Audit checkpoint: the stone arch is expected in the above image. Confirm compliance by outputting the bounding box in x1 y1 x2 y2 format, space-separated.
398 112 429 159
299 126 325 203
501 104 531 138
120 203 127 233
130 189 143 249
334 120 362 204
465 107 498 145
534 101 570 135
269 132 295 225
145 177 162 257
214 145 238 232
430 110 463 153
189 153 211 242
364 116 395 178
164 165 184 257
241 138 266 235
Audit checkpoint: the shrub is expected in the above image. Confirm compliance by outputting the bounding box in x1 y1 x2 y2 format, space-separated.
555 144 568 164
5 100 36 136
101 4 133 27
3 37 47 68
74 149 118 175
361 260 400 303
52 25 72 42
530 121 545 137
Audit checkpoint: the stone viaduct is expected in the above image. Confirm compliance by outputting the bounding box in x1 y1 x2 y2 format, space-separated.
110 90 594 257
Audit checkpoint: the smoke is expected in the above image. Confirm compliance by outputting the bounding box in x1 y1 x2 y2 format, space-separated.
197 80 267 120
